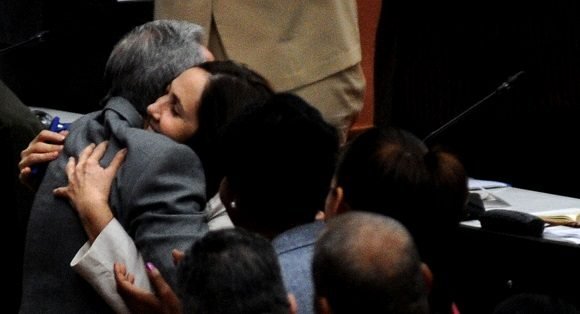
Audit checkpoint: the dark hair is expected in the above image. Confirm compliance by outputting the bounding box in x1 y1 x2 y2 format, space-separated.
219 93 340 231
185 60 275 198
493 293 580 314
336 126 467 240
177 228 291 314
103 20 206 115
335 126 468 312
313 212 430 314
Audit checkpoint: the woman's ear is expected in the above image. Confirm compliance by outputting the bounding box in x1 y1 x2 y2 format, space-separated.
219 177 237 214
324 185 344 220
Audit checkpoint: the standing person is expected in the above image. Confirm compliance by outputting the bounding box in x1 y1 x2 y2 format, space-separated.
19 20 211 314
154 0 366 143
313 211 431 314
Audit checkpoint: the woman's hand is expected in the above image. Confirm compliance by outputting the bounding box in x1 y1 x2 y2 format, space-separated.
115 262 182 314
53 141 127 242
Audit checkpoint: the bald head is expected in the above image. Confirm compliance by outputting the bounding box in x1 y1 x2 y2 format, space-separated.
313 212 430 314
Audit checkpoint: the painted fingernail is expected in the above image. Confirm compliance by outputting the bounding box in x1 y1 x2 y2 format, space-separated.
146 262 156 272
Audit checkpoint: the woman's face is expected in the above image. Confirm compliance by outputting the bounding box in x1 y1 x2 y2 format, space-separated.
145 67 210 143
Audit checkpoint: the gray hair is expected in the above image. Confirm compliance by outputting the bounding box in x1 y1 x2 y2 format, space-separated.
103 19 206 115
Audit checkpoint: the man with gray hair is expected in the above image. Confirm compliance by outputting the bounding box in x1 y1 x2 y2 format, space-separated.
313 212 432 314
20 20 210 313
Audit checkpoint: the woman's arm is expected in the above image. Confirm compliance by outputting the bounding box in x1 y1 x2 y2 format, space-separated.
53 142 154 313
53 141 125 242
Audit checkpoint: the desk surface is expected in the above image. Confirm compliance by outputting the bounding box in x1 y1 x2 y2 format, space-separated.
485 187 580 213
29 106 83 123
455 187 580 313
462 186 580 244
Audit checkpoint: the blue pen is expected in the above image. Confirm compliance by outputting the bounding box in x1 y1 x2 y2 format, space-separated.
30 116 70 176
48 116 70 133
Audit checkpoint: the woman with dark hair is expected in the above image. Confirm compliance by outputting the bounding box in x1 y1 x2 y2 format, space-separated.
19 60 274 313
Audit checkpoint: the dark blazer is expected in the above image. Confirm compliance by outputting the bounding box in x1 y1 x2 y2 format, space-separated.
0 80 43 312
20 97 208 313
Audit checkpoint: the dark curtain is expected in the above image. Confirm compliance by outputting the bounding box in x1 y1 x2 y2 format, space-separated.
0 2 153 311
374 0 580 198
0 0 153 113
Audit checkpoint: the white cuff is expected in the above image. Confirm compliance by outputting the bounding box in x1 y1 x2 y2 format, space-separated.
71 219 152 314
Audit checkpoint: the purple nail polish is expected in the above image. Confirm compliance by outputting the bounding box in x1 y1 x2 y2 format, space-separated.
146 262 156 272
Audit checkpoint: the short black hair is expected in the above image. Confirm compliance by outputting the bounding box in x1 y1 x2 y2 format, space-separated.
177 228 291 314
219 92 340 231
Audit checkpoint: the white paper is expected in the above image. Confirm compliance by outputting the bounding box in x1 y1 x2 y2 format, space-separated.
468 177 510 190
543 225 580 245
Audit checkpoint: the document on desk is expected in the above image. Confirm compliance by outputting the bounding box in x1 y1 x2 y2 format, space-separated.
543 226 580 244
468 178 511 209
534 208 580 245
533 208 580 227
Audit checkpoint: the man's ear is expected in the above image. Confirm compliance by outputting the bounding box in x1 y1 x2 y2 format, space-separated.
288 293 298 314
315 296 331 314
420 263 433 293
324 185 344 220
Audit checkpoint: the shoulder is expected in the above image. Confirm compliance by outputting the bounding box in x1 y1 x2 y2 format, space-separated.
127 129 195 155
273 221 324 256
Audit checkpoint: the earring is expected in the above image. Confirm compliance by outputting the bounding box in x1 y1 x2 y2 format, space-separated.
230 201 237 209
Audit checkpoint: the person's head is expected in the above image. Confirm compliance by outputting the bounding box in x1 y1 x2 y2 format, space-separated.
326 126 468 249
313 211 431 314
177 228 296 314
324 126 467 312
103 19 210 116
145 60 275 197
218 93 340 237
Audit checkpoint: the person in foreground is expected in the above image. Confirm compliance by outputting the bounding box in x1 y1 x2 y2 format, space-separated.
178 228 296 313
19 20 211 314
113 228 297 314
313 211 431 314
